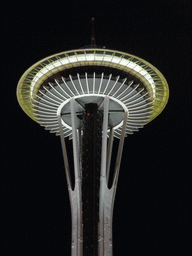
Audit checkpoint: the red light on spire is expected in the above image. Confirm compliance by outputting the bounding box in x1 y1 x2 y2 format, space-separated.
92 17 94 21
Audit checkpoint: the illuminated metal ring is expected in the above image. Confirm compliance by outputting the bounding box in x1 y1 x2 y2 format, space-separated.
17 48 169 138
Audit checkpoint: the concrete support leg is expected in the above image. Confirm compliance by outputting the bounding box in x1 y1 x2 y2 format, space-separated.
58 96 128 256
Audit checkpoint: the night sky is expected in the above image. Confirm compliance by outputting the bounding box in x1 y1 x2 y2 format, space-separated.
3 0 190 253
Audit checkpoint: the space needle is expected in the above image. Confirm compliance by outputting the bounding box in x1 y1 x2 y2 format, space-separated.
16 18 169 255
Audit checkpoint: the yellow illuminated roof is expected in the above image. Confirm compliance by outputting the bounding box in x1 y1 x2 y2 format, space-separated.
17 48 169 123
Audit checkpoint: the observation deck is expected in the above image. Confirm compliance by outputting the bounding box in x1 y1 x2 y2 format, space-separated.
17 48 169 138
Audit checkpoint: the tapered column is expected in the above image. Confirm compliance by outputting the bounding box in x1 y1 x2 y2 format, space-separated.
98 96 109 255
58 96 128 256
99 99 128 255
70 98 83 256
58 99 83 256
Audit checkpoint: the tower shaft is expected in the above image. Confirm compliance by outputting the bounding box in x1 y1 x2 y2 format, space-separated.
82 103 102 255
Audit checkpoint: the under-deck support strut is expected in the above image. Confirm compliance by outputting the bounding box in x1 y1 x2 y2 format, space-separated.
57 96 128 256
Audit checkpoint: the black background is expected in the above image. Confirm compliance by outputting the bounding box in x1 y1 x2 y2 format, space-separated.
3 0 190 253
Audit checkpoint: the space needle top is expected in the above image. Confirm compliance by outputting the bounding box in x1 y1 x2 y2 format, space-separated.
16 46 169 138
16 18 169 256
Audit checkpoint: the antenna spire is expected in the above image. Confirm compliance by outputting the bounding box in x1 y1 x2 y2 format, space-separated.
91 17 96 47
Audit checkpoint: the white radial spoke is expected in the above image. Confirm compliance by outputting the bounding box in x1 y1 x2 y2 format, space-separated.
52 127 68 133
116 80 134 100
45 125 58 130
48 82 67 100
68 134 73 140
126 129 134 134
32 101 58 111
123 88 144 103
126 99 150 109
44 85 63 103
85 72 89 94
128 99 151 109
129 114 151 119
62 133 72 139
50 125 71 135
107 75 120 96
126 93 150 106
98 72 104 94
69 75 80 95
112 78 127 97
128 117 148 122
103 74 112 94
114 130 121 138
38 120 58 125
34 109 56 116
41 120 59 124
39 90 62 105
129 108 152 116
61 77 75 96
45 127 59 132
42 124 59 129
32 106 56 114
63 127 70 132
128 120 149 125
129 116 150 120
54 127 70 134
77 73 84 94
35 115 57 120
45 128 56 131
34 95 59 108
129 106 153 114
126 127 139 131
34 113 56 118
55 79 71 98
127 123 143 128
128 101 153 111
50 129 60 133
118 84 140 101
114 131 120 137
129 111 152 117
64 130 73 137
127 125 143 132
115 131 122 136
